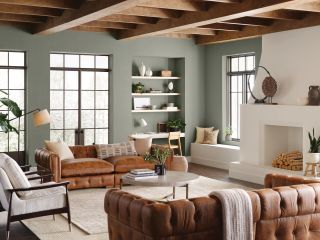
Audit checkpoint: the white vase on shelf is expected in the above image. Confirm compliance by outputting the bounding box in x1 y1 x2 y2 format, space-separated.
138 62 146 76
146 67 153 77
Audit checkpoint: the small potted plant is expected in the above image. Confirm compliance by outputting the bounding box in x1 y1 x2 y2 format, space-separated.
306 128 320 163
224 126 233 141
144 147 171 175
167 119 186 132
132 82 144 93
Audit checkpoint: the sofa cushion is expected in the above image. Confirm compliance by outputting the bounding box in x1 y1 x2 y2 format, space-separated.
61 158 114 177
45 140 74 160
106 155 154 173
95 141 137 159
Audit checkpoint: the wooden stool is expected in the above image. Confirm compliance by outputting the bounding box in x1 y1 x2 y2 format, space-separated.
168 131 182 156
304 162 318 177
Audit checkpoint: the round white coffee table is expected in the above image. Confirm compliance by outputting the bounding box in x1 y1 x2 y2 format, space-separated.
120 171 199 199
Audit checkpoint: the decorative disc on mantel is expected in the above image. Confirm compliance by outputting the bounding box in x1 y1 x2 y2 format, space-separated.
262 76 277 98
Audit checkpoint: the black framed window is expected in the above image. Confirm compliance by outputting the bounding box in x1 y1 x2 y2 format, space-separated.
50 53 110 145
226 54 255 141
0 51 26 152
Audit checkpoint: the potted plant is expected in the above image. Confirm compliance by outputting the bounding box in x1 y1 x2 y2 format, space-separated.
224 126 233 141
132 82 144 93
167 119 186 132
0 90 22 133
144 147 171 175
306 128 320 163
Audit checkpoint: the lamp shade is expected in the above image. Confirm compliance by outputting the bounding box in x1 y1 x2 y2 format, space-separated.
139 118 147 127
33 109 51 127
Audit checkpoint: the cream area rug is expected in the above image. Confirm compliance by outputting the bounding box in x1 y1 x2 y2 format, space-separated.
22 176 252 240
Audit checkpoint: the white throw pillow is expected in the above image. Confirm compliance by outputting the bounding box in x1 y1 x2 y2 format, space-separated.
0 153 32 197
195 127 214 143
45 140 74 160
95 141 137 159
203 129 219 145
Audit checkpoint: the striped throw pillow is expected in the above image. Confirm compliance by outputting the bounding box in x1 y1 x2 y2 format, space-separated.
95 141 137 159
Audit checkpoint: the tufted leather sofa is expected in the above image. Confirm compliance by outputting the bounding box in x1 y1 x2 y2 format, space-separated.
104 174 320 240
35 144 179 190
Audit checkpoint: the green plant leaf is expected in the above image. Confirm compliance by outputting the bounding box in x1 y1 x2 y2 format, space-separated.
0 97 22 118
0 112 18 133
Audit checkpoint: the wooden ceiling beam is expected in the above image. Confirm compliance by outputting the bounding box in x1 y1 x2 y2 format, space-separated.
254 9 306 20
99 14 157 24
138 0 207 12
196 12 320 45
118 0 306 40
0 13 45 23
202 22 243 31
225 16 274 26
0 0 79 10
175 27 216 35
200 0 240 2
159 32 193 39
83 21 137 29
71 26 109 32
0 3 62 17
118 6 182 18
34 0 151 35
285 1 320 12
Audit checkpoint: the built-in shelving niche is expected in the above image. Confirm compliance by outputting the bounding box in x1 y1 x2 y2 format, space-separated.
131 56 185 151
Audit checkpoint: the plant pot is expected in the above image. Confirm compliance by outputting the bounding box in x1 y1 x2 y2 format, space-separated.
305 153 320 163
225 134 232 142
155 164 166 175
169 127 180 132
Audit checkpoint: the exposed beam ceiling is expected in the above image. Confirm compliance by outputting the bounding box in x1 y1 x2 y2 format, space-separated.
0 0 79 9
99 14 157 25
138 0 207 12
118 6 181 18
0 3 62 17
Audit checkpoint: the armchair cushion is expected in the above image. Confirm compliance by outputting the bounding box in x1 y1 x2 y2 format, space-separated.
106 155 154 173
61 158 114 177
0 153 32 197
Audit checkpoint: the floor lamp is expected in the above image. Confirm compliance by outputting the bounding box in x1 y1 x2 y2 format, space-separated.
10 109 51 166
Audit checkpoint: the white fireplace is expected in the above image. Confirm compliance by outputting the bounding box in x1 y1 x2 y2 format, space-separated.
229 104 320 184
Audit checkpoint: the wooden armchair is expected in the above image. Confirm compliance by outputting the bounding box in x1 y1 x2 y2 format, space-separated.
0 153 71 240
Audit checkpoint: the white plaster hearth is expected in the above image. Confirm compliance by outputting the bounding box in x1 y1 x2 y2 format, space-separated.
229 104 320 184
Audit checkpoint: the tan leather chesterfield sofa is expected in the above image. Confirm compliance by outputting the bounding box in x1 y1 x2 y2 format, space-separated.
35 145 179 190
104 174 320 240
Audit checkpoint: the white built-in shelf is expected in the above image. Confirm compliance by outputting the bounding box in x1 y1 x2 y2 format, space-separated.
132 76 180 80
132 109 181 113
132 93 180 96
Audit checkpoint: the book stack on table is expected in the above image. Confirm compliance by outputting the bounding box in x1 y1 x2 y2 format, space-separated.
126 169 158 180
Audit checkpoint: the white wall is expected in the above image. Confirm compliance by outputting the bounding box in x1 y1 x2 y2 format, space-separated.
253 26 320 105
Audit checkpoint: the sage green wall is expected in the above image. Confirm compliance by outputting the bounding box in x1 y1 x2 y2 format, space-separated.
0 26 206 164
204 38 262 142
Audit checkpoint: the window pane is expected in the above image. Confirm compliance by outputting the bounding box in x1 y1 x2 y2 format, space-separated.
19 131 24 151
0 69 8 89
81 71 94 90
50 70 63 90
64 130 75 145
238 57 245 72
50 110 63 129
65 71 78 90
9 52 24 66
0 132 8 152
246 56 255 71
65 54 79 68
96 72 108 90
231 58 238 72
0 52 8 66
237 76 243 92
9 90 24 109
50 91 63 109
81 91 94 109
65 91 78 109
96 56 108 68
9 69 24 89
95 129 108 144
231 76 237 92
65 110 78 129
84 129 94 145
96 92 108 109
50 130 63 141
80 55 94 68
8 132 18 151
50 54 63 68
96 110 108 128
81 110 94 128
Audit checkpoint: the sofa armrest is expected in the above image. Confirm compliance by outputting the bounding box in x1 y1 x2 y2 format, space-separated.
105 189 222 239
264 173 320 188
150 144 174 170
35 148 61 183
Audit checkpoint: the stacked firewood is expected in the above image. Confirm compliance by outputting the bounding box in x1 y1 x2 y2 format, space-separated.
272 151 303 171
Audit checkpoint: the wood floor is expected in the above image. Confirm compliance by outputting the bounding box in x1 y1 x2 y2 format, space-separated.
0 163 262 239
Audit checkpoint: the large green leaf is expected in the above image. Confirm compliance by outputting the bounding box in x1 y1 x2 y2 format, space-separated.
0 97 22 118
0 112 18 133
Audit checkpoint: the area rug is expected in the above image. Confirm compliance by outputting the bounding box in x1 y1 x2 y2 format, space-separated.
22 176 252 239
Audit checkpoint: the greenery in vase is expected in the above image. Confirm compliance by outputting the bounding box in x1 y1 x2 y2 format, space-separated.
224 126 233 136
132 82 145 93
0 90 22 133
144 148 171 165
308 128 320 153
167 119 186 131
